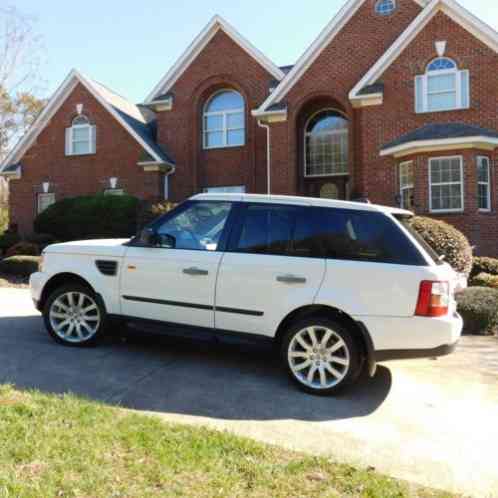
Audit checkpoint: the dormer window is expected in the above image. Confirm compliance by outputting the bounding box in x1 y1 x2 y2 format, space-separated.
65 115 96 156
375 0 396 16
415 57 470 113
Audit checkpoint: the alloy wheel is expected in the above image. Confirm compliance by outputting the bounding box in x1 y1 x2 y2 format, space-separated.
288 325 350 390
49 291 101 344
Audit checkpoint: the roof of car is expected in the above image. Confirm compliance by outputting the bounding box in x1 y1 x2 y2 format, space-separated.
190 193 413 216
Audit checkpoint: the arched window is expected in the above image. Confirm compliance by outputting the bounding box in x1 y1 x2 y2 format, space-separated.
375 0 396 16
415 57 469 113
65 114 96 156
305 110 349 177
203 90 245 149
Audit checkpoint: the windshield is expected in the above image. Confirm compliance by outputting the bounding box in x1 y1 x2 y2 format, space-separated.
395 215 444 266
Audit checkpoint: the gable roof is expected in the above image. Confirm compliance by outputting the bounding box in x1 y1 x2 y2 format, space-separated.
145 15 285 103
0 70 174 174
254 0 427 116
350 0 498 102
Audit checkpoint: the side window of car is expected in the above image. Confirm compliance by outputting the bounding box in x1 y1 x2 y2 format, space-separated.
155 201 232 251
317 208 425 265
232 204 323 258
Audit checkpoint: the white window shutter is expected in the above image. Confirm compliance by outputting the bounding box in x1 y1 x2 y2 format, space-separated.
90 125 97 153
460 70 470 109
65 128 73 156
415 75 424 113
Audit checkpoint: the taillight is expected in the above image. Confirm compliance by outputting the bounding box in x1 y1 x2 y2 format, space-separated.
415 281 450 317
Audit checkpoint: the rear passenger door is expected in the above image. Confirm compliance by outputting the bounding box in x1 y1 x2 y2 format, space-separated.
214 203 326 338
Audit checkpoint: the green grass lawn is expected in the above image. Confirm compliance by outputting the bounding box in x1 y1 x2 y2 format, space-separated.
0 385 457 498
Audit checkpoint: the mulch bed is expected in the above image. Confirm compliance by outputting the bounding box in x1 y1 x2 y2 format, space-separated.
0 273 29 289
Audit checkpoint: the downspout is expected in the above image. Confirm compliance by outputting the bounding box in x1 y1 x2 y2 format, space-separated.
257 120 271 195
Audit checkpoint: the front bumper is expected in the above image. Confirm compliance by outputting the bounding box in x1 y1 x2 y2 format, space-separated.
29 271 49 311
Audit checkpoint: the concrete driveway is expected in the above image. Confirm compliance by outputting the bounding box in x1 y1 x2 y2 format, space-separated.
1 288 497 497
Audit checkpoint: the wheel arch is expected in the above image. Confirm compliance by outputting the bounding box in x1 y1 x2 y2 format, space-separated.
275 304 376 376
39 273 97 310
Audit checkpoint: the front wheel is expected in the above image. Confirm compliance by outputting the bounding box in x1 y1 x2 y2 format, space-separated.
281 317 361 395
43 284 106 347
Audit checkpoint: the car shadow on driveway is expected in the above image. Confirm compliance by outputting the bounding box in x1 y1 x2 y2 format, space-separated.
0 314 392 422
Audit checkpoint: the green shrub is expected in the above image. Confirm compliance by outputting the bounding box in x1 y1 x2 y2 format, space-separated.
410 216 473 276
26 233 58 250
6 241 40 257
0 232 20 252
34 194 140 241
0 205 8 234
471 257 498 279
0 256 40 277
469 272 498 289
456 287 498 335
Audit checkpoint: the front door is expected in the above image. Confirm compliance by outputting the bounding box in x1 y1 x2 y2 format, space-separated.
215 202 326 338
120 201 234 328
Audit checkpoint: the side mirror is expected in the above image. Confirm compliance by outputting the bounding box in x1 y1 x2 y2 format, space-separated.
157 233 176 249
138 228 176 249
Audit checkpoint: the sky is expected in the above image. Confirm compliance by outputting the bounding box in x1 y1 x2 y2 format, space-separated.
11 0 498 104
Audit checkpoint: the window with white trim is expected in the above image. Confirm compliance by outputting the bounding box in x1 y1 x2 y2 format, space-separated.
415 57 469 113
477 156 491 212
305 110 349 177
399 161 414 210
65 115 96 155
37 193 55 214
429 156 464 213
203 90 245 149
375 0 396 15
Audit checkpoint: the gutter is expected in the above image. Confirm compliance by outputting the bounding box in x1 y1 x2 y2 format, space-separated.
257 120 271 195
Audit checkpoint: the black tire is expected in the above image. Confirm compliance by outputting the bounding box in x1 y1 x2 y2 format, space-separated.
43 283 107 347
280 316 362 396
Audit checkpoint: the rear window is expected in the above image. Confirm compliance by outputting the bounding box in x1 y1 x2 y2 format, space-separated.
317 208 427 266
395 215 444 266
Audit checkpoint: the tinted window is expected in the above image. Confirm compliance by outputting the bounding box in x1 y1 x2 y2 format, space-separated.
155 201 232 251
317 208 426 265
233 204 322 258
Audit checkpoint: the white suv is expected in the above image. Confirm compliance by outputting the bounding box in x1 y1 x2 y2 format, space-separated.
30 194 463 395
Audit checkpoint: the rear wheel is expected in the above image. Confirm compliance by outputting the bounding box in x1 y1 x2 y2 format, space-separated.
281 316 361 395
43 284 106 347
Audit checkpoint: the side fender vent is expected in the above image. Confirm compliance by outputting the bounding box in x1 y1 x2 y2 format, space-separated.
96 260 118 276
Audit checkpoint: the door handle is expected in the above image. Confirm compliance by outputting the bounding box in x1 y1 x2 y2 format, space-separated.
183 267 209 276
276 274 307 284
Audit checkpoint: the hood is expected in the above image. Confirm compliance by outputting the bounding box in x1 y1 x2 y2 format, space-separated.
44 239 130 257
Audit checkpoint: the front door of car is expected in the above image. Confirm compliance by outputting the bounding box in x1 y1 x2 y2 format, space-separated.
214 203 326 338
120 201 234 329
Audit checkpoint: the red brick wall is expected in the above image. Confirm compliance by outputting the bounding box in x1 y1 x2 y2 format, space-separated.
155 29 276 200
268 0 423 197
359 10 498 255
9 83 162 235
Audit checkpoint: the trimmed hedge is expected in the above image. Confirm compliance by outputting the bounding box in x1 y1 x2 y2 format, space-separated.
0 232 20 252
457 287 498 335
0 256 40 277
6 241 40 257
470 272 498 289
410 216 473 276
34 194 140 241
471 257 498 279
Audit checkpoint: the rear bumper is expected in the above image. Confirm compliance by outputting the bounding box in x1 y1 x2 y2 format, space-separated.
374 341 458 362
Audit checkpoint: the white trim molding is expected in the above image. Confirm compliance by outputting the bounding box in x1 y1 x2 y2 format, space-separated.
145 15 285 103
0 69 174 174
350 0 498 106
381 136 498 158
0 165 22 180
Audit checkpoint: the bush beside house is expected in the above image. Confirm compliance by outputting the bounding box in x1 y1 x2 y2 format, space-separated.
410 216 473 276
457 287 498 336
0 256 40 278
34 194 140 241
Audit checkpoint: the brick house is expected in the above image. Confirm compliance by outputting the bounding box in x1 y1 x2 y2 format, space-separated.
2 0 498 255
